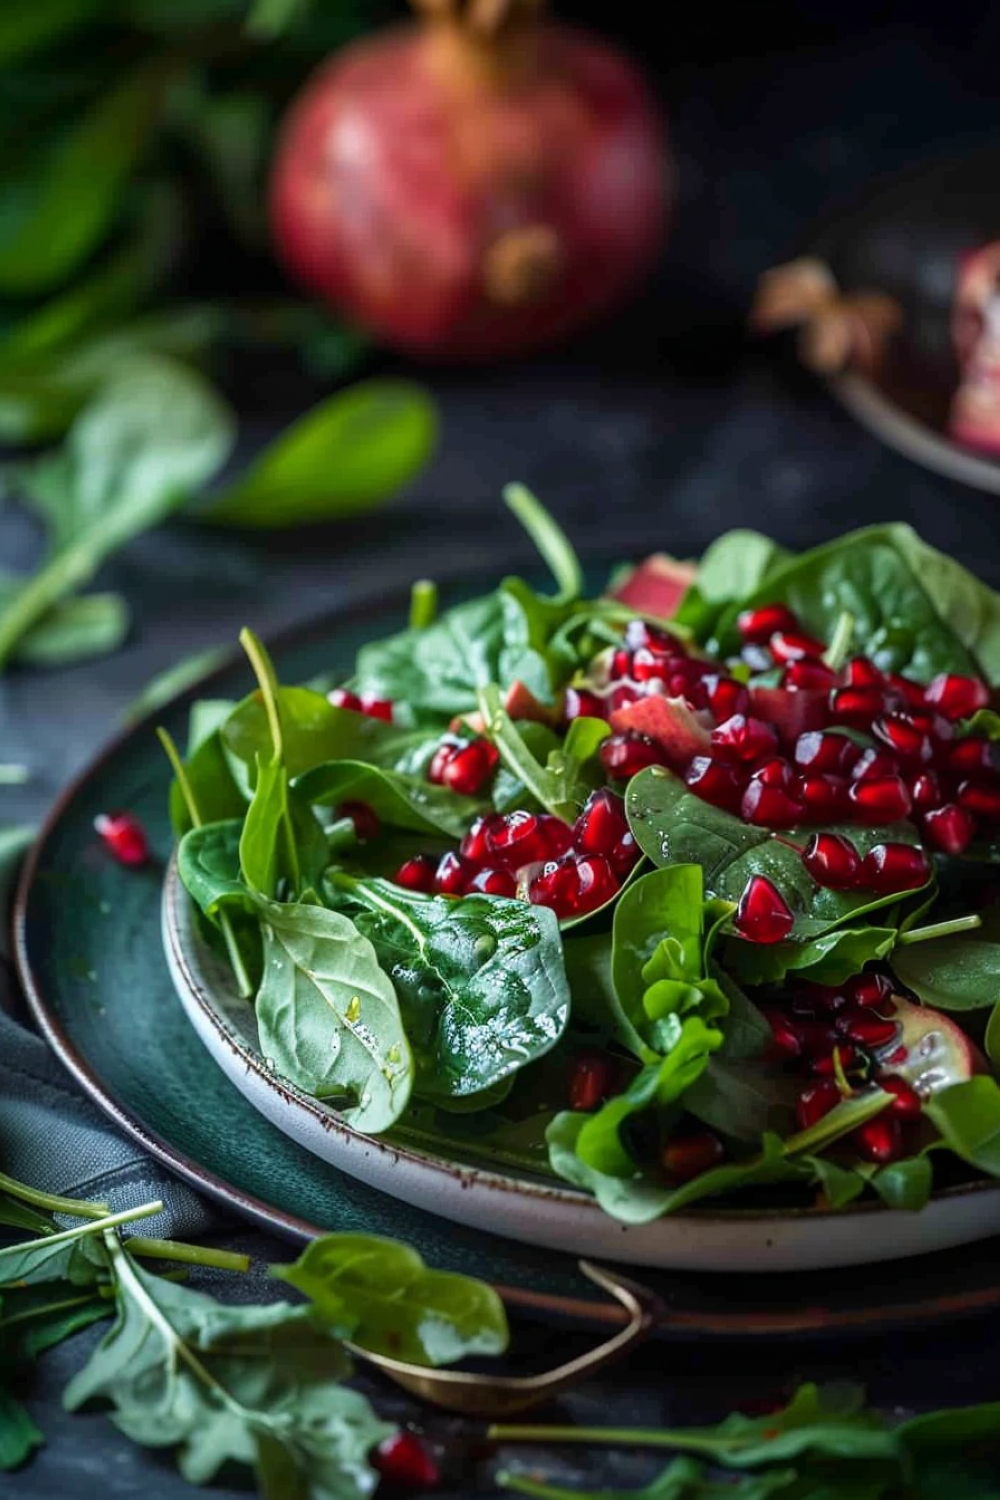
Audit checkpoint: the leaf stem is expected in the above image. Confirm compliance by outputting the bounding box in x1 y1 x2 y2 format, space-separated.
0 1170 109 1221
495 1474 586 1499
896 914 983 947
0 1288 109 1333
822 611 855 671
126 1237 250 1273
489 1425 748 1453
503 483 583 603
409 579 438 630
157 727 202 829
476 684 558 814
0 1200 163 1261
239 627 283 763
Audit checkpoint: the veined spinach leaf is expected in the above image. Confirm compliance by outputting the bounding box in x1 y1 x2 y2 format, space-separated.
177 820 254 923
477 684 607 822
298 759 488 840
326 875 569 1102
891 933 1000 1012
725 923 898 988
924 1077 1000 1177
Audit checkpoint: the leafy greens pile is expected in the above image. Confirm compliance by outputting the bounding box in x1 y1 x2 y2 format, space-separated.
169 489 1000 1223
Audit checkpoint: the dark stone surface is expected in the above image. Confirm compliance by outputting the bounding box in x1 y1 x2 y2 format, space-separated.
7 23 1000 1499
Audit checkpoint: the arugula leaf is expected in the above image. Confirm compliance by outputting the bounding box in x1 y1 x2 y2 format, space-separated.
272 1232 508 1367
254 896 413 1133
328 876 570 1102
0 1388 43 1472
891 934 1000 1012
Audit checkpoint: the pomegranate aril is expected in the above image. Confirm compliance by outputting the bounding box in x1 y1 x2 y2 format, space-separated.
949 737 998 779
631 646 674 682
667 670 709 710
909 770 942 812
872 713 932 763
360 693 393 722
851 1114 904 1165
460 812 500 863
796 1019 840 1056
802 832 861 889
794 773 847 820
468 866 518 897
750 756 794 788
848 775 911 823
784 658 838 690
761 1007 802 1060
328 687 363 712
879 1076 923 1120
796 1079 841 1131
844 657 884 688
434 851 474 896
861 842 931 893
794 730 860 775
851 748 900 782
922 803 976 855
373 1432 441 1490
811 1044 860 1077
845 972 895 1011
569 1052 616 1111
393 854 437 893
441 737 498 795
796 980 849 1012
770 630 827 664
958 779 1000 820
608 683 641 713
837 1012 899 1049
94 812 149 867
334 800 380 842
624 619 674 652
487 809 573 867
564 686 606 722
610 647 633 679
741 643 774 673
661 1131 726 1184
685 755 744 812
734 874 794 943
428 737 462 785
885 673 926 709
710 714 779 762
740 779 803 828
529 853 619 919
704 674 750 721
737 602 801 643
830 686 884 725
573 789 629 856
600 733 666 780
924 672 990 721
610 830 641 876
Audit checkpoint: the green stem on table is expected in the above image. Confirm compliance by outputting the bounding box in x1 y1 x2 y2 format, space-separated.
158 726 254 1000
896 914 983 947
0 1201 163 1262
409 578 438 631
126 1237 250 1273
822 611 855 672
490 1424 768 1453
0 1170 108 1221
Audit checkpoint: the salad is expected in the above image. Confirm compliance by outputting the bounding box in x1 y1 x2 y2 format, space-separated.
164 485 1000 1225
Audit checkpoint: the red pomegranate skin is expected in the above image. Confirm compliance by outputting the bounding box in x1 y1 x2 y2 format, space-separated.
269 24 669 360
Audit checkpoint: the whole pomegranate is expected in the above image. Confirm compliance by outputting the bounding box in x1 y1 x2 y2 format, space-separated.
269 0 670 361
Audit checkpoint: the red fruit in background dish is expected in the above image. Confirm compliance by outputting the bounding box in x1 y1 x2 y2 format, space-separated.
872 712 932 764
94 812 149 867
270 0 669 362
736 602 801 643
428 735 463 784
734 874 794 943
610 556 698 618
609 694 711 764
924 672 990 720
761 1007 803 1060
921 802 976 855
801 831 860 889
359 693 393 722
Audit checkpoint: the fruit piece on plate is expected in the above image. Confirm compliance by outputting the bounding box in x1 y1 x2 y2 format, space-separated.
608 694 711 764
609 554 697 617
878 996 986 1098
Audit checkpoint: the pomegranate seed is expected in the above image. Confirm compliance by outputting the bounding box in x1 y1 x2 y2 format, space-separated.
737 603 801 643
661 1131 726 1183
958 779 1000 819
879 1076 923 1120
608 683 641 713
460 813 499 863
885 673 926 709
796 1079 841 1130
837 1012 899 1049
845 973 895 1011
844 657 884 688
830 686 884 726
796 980 849 1013
632 646 674 683
848 775 911 823
373 1432 441 1490
428 737 462 785
493 810 573 867
441 738 498 796
734 874 794 943
922 803 976 855
328 687 363 712
784 659 838 690
360 694 393 722
949 737 998 779
624 619 675 651
468 866 518 897
925 673 990 721
573 789 629 856
529 853 619 918
761 1007 802 1060
851 748 900 782
610 648 633 679
883 1045 908 1066
434 851 474 895
704 675 750 721
569 1052 616 1111
334 801 380 842
796 1018 840 1055
667 669 709 710
564 686 606 722
750 756 795 788
393 854 437 892
802 832 860 888
94 812 149 867
611 831 641 876
872 713 932 764
794 730 860 775
794 773 847 820
861 843 931 893
740 643 774 672
910 771 942 812
811 1044 860 1077
740 780 803 827
685 755 745 811
600 733 666 779
851 1114 904 1165
770 630 827 664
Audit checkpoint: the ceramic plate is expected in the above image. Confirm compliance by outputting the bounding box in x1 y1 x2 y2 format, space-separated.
16 583 1000 1333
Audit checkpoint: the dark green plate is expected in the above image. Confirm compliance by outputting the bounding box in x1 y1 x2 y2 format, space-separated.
15 582 1000 1339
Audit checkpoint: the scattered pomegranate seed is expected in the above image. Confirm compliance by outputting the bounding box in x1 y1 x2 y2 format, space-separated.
909 770 942 812
784 658 838 690
334 801 380 842
704 675 750 721
493 810 573 867
796 1079 841 1130
94 812 149 867
459 813 499 863
837 1012 899 1049
740 780 803 827
802 832 861 889
794 730 860 776
861 843 931 893
872 712 932 764
564 686 606 722
468 866 518 897
830 686 884 725
957 779 1000 820
734 874 794 943
573 789 630 856
770 630 827 664
569 1052 616 1111
529 853 619 919
922 803 977 855
600 733 666 780
373 1432 441 1491
878 1076 922 1120
811 1043 860 1077
949 737 998 779
794 772 846 820
761 1007 802 1060
393 854 437 892
440 738 499 796
848 775 911 823
685 755 745 811
851 748 900 782
328 687 363 712
737 603 801 643
434 851 474 896
845 972 895 1011
851 1114 904 1165
924 672 990 721
661 1131 726 1183
843 657 884 688
360 694 393 722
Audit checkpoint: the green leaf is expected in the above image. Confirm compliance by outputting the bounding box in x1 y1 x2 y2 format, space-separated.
610 865 710 1058
0 0 101 67
328 876 570 1102
178 821 255 924
201 380 437 527
868 1154 934 1211
673 529 792 639
724 925 898 989
502 483 583 603
545 1112 673 1224
477 686 606 822
924 1077 1000 1176
498 1454 800 1499
0 1196 55 1235
891 934 1000 1012
254 895 414 1132
4 591 129 669
0 1224 107 1289
684 1056 798 1144
298 759 488 840
987 998 1000 1072
0 1282 111 1358
0 72 162 296
0 1388 43 1471
169 730 247 838
272 1232 508 1367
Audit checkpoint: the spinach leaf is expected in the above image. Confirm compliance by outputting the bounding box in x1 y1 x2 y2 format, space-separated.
626 767 923 941
64 1240 393 1499
987 999 1000 1072
502 483 583 603
477 685 607 821
866 1154 934 1211
298 759 487 840
0 588 129 669
0 1389 43 1472
178 821 255 923
924 1078 1000 1176
200 380 438 528
271 1232 508 1367
684 1056 798 1144
169 730 246 838
725 924 898 988
327 875 570 1102
673 529 792 639
545 1112 673 1224
891 934 1000 1012
254 896 413 1133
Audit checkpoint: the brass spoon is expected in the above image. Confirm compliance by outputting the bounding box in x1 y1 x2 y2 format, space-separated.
346 1260 664 1418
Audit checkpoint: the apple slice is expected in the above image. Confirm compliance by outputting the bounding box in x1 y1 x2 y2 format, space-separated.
609 694 712 768
609 554 697 618
876 996 986 1098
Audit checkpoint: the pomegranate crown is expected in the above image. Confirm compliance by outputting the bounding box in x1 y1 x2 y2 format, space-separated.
411 0 544 40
